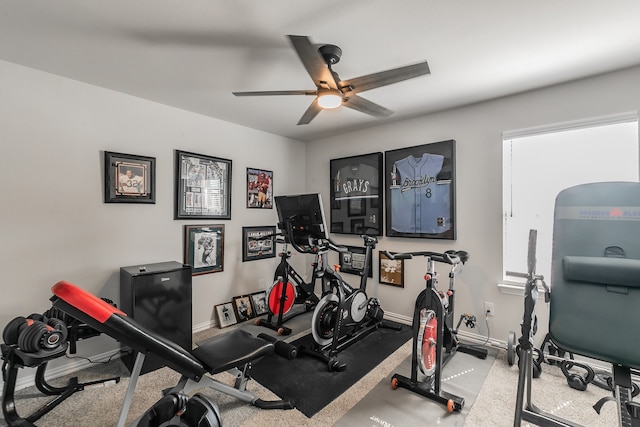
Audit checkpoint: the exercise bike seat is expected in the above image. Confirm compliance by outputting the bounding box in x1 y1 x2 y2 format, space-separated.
192 329 272 375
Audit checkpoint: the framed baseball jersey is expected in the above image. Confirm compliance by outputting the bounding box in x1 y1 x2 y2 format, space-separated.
330 152 383 236
384 140 456 240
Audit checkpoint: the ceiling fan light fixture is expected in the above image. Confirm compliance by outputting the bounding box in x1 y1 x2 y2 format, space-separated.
317 90 342 109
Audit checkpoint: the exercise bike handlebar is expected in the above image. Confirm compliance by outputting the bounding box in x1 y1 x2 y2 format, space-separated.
382 250 465 266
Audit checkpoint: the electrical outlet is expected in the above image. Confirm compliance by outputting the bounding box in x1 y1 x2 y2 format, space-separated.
484 301 495 317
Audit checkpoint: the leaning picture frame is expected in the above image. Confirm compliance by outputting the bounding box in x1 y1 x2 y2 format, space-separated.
385 140 456 239
233 295 255 322
175 150 232 219
215 302 238 328
338 245 373 278
250 291 269 316
242 226 277 262
104 151 155 203
246 168 273 209
184 224 224 275
379 251 405 287
330 152 383 235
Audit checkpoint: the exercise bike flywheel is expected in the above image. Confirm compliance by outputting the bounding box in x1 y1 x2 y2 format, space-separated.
311 293 340 346
267 280 296 315
417 308 437 376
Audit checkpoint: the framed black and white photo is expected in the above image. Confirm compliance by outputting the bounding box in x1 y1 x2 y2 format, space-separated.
104 151 155 203
184 224 224 275
215 302 237 328
233 295 255 322
339 245 373 278
385 140 456 239
250 291 269 316
246 168 273 209
330 152 383 235
175 150 232 219
242 226 276 262
379 251 405 287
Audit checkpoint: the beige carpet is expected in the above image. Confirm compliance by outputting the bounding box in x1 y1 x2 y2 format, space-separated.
0 320 626 426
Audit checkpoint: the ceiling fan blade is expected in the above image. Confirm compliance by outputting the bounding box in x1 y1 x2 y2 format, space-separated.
343 94 393 118
297 99 322 125
288 35 338 90
233 90 317 96
340 61 430 94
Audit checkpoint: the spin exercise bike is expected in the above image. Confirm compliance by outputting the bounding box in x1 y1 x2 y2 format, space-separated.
383 249 486 413
255 233 321 335
274 193 400 371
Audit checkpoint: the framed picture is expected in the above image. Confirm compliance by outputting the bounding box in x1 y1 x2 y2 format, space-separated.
250 291 269 316
184 224 224 275
242 226 277 262
104 151 155 203
233 295 255 322
246 168 273 209
175 150 232 219
385 140 456 239
379 251 405 287
330 152 383 235
339 245 373 278
215 302 237 328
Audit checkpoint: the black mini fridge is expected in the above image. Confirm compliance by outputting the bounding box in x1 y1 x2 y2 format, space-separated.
120 261 192 374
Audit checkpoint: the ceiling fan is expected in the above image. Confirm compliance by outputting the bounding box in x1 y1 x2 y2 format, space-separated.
232 35 430 125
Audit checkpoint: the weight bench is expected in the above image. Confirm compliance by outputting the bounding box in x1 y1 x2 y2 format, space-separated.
514 181 640 426
49 280 295 427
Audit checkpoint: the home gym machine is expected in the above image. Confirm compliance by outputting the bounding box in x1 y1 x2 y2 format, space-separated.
274 193 399 371
383 249 486 413
514 181 640 427
255 233 322 335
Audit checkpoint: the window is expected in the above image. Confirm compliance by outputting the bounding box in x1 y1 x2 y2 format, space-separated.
502 113 638 287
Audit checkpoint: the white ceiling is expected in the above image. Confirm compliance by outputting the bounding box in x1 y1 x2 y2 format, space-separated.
2 1 640 142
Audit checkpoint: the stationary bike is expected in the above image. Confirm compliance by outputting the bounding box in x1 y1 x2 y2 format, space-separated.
384 249 486 413
256 234 322 335
303 233 400 371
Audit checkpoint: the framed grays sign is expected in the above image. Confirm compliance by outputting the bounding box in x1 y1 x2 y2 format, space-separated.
329 152 383 236
384 140 456 240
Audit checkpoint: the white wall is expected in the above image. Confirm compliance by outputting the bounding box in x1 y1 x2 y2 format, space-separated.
305 65 640 345
0 60 307 372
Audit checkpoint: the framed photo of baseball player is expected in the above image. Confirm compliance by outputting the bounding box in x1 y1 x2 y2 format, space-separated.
104 151 156 204
246 168 273 209
184 224 224 275
242 225 277 262
175 150 232 219
330 152 383 236
385 139 456 240
232 295 255 322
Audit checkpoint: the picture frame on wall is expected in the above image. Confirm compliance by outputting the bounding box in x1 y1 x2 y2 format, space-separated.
184 224 224 275
330 152 383 236
384 140 456 239
242 226 277 262
379 251 405 287
175 150 232 219
215 302 238 328
339 245 373 278
246 168 273 209
250 291 269 316
104 151 156 204
233 295 255 322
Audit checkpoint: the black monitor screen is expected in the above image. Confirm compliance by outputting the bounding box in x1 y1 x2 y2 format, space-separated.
275 193 328 248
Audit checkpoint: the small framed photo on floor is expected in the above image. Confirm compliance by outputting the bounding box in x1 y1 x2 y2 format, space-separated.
215 302 237 328
250 291 269 316
233 295 255 322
